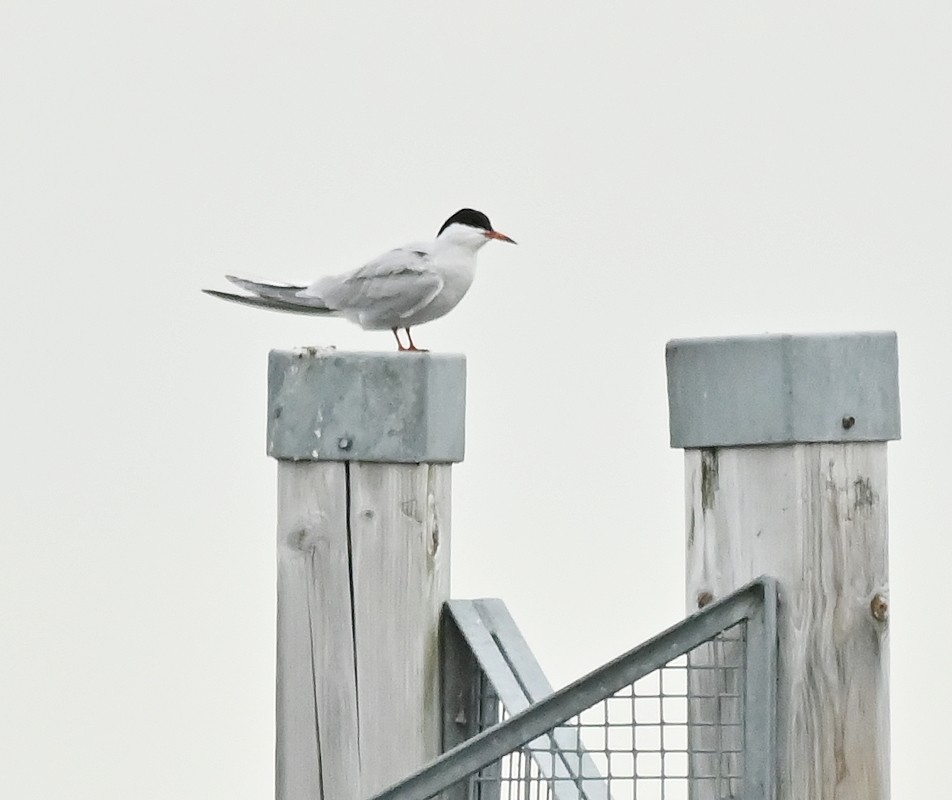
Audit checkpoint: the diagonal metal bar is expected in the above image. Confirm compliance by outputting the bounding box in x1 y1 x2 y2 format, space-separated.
474 598 611 800
370 577 776 800
446 599 610 800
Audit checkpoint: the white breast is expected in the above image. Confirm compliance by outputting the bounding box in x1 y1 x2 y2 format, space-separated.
403 250 477 326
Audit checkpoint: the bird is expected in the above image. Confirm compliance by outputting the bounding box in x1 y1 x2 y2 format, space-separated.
203 208 516 352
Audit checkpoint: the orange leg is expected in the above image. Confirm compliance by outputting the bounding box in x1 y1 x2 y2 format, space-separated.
404 328 428 352
391 328 408 351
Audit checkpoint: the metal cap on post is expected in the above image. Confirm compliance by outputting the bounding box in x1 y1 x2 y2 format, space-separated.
666 331 900 448
268 348 466 463
269 349 466 800
666 331 899 800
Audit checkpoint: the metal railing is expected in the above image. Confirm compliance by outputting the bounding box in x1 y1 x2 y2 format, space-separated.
442 598 611 800
372 578 777 800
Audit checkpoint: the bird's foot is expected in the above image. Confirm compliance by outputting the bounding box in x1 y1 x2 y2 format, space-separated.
403 329 428 352
392 328 428 352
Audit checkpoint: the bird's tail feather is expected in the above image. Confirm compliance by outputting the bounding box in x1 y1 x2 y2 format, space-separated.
225 275 317 302
202 289 338 316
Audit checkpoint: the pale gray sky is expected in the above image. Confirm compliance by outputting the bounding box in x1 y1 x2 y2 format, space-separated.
2 2 949 797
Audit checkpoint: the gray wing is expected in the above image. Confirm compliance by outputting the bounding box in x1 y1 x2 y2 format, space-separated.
299 245 444 321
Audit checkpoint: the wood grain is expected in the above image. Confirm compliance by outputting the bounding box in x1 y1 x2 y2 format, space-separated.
349 463 451 796
276 462 361 800
685 444 889 800
275 461 452 799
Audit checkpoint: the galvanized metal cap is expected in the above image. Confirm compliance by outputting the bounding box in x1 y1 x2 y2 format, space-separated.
267 348 466 462
666 332 901 448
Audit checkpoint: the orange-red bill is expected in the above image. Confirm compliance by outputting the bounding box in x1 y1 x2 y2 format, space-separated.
485 230 517 244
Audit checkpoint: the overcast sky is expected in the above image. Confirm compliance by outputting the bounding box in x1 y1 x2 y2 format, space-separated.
3 2 950 797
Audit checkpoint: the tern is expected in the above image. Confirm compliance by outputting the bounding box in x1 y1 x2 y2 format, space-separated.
203 208 516 351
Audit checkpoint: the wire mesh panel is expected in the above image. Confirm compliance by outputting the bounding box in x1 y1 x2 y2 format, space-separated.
370 579 776 800
465 623 746 800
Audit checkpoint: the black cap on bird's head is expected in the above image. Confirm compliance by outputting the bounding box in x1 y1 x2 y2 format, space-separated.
438 208 516 244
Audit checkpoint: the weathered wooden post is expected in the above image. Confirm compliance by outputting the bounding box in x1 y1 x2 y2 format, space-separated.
268 349 466 800
666 332 899 800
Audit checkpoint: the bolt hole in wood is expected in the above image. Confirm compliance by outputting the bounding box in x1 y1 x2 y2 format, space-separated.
870 593 888 623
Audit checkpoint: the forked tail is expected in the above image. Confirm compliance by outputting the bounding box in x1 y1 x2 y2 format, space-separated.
202 275 337 316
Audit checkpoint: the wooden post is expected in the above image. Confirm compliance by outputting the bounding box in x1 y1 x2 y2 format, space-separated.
268 349 466 800
666 332 899 800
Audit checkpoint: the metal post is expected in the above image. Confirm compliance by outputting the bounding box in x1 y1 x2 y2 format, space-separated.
268 348 466 800
666 332 899 800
